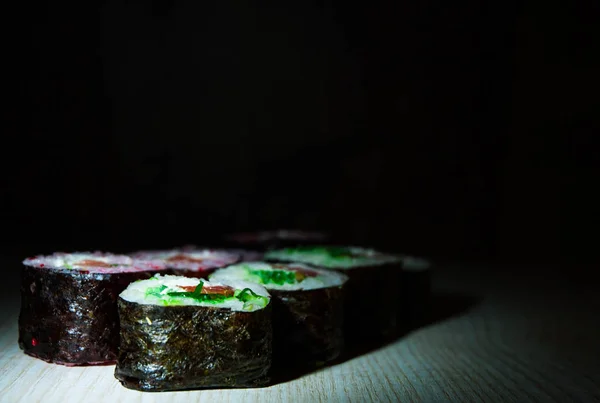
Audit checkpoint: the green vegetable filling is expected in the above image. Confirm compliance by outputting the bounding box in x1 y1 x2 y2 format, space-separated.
145 285 168 297
249 269 298 285
236 288 269 310
277 246 355 260
146 281 268 310
166 282 228 303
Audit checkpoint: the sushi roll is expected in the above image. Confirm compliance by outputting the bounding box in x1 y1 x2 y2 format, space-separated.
264 246 403 342
130 248 240 278
224 229 330 251
398 255 432 330
210 262 348 369
115 274 272 391
19 252 166 366
179 244 265 263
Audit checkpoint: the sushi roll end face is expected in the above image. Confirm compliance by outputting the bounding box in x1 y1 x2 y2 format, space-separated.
130 248 240 278
210 261 347 291
115 274 272 391
264 246 403 341
210 262 348 368
19 252 166 366
264 245 402 269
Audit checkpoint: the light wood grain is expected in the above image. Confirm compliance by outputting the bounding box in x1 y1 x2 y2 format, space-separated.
1 264 599 403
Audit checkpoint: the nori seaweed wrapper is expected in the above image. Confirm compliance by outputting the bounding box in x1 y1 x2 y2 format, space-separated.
115 299 272 391
18 266 156 366
269 286 344 369
265 247 402 343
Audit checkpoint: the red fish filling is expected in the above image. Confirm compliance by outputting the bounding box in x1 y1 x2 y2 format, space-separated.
178 284 235 297
76 259 114 268
166 254 207 264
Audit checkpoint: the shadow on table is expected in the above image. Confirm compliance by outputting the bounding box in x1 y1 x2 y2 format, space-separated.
270 291 481 385
421 291 482 327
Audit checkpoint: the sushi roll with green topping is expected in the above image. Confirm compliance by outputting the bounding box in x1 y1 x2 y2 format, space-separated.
210 262 348 369
19 252 167 366
115 274 272 391
264 246 403 341
131 248 240 278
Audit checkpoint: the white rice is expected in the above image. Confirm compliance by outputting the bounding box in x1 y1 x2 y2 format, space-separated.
120 274 270 312
209 262 348 291
22 252 166 274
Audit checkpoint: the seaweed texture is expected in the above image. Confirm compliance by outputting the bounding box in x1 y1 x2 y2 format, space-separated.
269 285 344 369
115 299 272 391
265 259 402 343
18 266 155 365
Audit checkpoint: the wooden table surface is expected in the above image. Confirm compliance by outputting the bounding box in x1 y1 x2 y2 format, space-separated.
1 259 599 402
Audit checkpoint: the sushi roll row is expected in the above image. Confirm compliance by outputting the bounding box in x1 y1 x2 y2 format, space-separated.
113 261 348 391
262 245 433 336
18 248 243 366
18 241 431 392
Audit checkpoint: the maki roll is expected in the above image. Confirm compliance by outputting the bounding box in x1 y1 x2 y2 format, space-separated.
224 229 330 251
130 248 240 278
19 252 166 366
264 246 403 342
115 274 272 391
210 262 348 369
398 255 432 330
180 244 265 263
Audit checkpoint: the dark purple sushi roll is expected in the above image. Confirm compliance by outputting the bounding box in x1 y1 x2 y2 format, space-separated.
265 246 403 343
223 229 330 251
19 252 167 366
130 248 240 278
179 244 264 263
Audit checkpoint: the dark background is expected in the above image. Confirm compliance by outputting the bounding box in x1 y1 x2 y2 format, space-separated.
4 1 599 266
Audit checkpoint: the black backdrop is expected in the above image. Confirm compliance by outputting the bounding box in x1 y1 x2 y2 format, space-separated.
4 1 599 265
